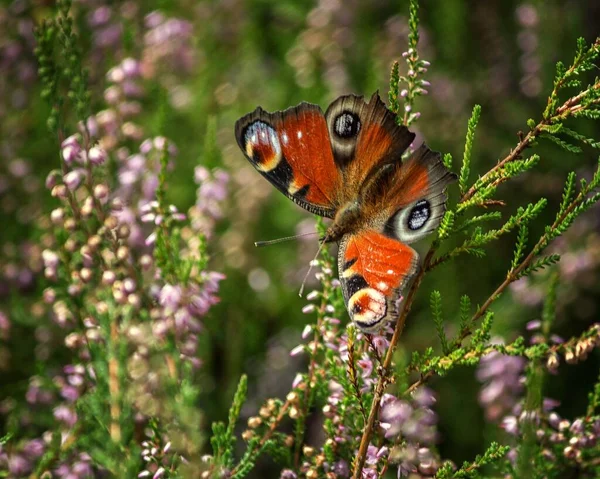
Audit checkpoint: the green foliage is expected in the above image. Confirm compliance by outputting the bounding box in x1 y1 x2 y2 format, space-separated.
459 104 482 194
436 442 510 478
211 374 248 469
443 152 453 170
430 290 450 354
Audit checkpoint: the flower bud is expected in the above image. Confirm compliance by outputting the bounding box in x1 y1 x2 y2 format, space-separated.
117 245 129 261
42 249 59 269
104 215 118 230
117 223 130 239
51 184 68 199
94 184 109 201
50 208 65 225
121 58 141 78
139 254 153 270
80 197 94 217
64 218 77 232
88 235 102 250
565 349 576 364
88 146 108 166
102 270 116 285
43 288 56 304
111 197 124 211
63 170 83 191
247 416 262 428
45 170 62 189
64 238 78 253
80 268 93 283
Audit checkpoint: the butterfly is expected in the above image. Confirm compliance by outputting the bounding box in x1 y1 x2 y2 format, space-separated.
235 92 456 332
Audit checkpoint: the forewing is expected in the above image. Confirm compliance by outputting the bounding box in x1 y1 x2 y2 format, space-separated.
235 103 342 218
338 230 418 332
324 92 415 198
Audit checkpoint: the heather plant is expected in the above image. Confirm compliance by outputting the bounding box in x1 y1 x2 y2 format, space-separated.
1 0 600 479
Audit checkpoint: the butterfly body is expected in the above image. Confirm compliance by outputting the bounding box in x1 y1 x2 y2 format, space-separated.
235 93 456 332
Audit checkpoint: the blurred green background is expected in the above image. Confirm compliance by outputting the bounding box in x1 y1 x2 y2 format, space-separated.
1 0 600 470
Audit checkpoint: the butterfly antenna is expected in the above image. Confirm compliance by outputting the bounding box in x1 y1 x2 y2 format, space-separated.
298 238 328 298
254 231 318 247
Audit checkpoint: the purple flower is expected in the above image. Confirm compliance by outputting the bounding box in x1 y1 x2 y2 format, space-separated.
88 146 107 166
332 460 349 477
63 169 85 191
22 439 45 459
0 311 10 339
8 454 31 476
53 405 78 427
476 349 525 421
380 394 412 438
159 285 182 312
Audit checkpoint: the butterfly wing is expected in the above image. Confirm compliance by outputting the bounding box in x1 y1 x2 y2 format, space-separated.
380 144 457 243
235 103 341 218
338 230 418 332
339 144 456 332
324 92 415 201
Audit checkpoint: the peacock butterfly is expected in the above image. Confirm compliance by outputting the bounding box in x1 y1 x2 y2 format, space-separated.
235 92 456 332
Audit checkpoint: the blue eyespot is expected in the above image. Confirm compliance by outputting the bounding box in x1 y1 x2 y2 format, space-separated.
334 112 361 138
407 199 430 230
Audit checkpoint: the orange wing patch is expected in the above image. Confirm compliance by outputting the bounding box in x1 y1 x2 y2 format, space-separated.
339 231 418 331
277 108 340 206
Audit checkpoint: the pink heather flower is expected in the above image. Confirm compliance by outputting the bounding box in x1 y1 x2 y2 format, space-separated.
301 324 312 338
88 5 111 26
61 134 80 149
290 345 305 357
413 387 437 407
332 461 349 477
45 170 61 189
280 470 297 479
8 454 31 476
292 373 303 388
121 58 141 78
22 439 45 459
107 66 125 83
88 146 107 165
144 232 157 246
62 145 79 164
302 304 315 314
0 311 10 339
476 349 525 421
159 284 182 311
526 319 542 330
53 405 78 427
380 394 413 438
63 169 84 191
42 249 59 269
140 138 153 154
145 11 165 29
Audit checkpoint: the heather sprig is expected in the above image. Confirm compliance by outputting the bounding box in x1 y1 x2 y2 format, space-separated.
388 0 430 128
